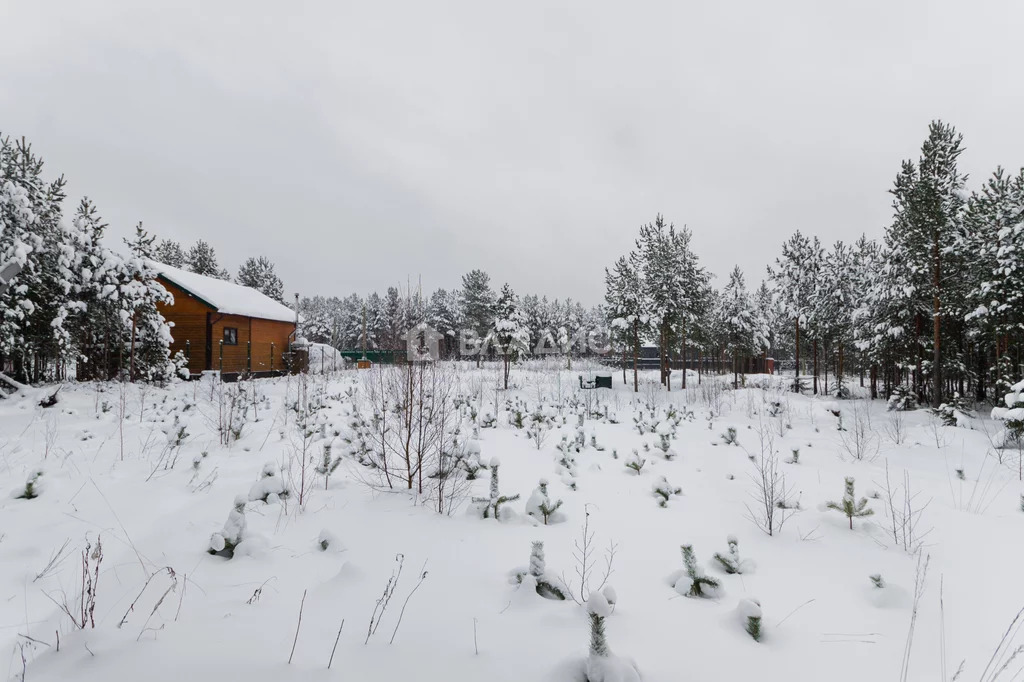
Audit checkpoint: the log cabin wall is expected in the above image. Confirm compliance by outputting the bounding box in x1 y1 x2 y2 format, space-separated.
156 278 212 374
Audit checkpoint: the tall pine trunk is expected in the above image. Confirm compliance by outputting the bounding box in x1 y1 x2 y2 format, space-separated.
794 317 800 391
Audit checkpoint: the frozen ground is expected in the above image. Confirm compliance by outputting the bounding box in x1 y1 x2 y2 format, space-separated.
2 364 1022 682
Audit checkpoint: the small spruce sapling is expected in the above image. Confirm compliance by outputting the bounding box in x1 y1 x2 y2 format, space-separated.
584 591 641 682
315 442 342 489
16 471 43 499
248 462 289 503
209 495 248 558
826 476 874 529
651 475 681 508
869 574 885 588
712 535 747 575
625 450 646 474
514 541 565 600
673 545 720 598
526 479 564 525
472 458 520 520
721 427 739 446
737 598 762 642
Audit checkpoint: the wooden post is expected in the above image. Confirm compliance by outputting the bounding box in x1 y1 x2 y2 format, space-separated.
271 343 275 372
247 340 252 373
219 339 224 372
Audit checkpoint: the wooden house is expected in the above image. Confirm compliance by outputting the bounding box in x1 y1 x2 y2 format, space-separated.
150 261 297 378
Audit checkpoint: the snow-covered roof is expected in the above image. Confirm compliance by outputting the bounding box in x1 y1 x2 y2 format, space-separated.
148 260 297 323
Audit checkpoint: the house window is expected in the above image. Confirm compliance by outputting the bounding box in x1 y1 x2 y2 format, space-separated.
223 327 238 346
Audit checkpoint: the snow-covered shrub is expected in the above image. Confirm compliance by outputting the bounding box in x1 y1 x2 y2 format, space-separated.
471 457 520 520
887 385 916 412
15 470 43 499
826 476 873 529
526 479 565 525
479 411 497 429
869 573 885 589
589 434 606 452
318 529 336 551
736 598 762 642
209 495 248 558
786 448 800 464
624 450 646 475
932 392 972 427
992 379 1024 448
248 462 289 504
712 535 752 575
669 545 720 598
721 427 738 446
651 475 681 508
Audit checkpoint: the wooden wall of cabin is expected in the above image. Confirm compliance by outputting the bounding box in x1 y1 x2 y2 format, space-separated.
156 279 211 374
210 315 295 374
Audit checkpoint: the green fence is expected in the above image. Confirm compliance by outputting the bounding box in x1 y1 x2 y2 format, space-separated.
337 349 401 364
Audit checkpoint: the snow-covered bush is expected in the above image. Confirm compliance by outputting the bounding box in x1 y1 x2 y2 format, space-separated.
248 462 289 504
736 598 762 642
668 544 720 598
992 379 1024 448
932 392 972 427
869 573 885 589
318 529 337 551
651 475 681 508
15 470 43 499
712 535 752 575
887 385 916 412
721 427 738 446
526 478 565 525
209 495 247 558
826 477 873 529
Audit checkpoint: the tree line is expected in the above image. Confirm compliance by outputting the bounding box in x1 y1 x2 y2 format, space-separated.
606 121 1024 407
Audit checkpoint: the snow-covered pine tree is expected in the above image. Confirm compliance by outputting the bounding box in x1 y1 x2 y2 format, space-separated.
769 230 821 392
721 266 766 388
605 253 648 393
494 283 530 389
673 544 720 598
826 476 874 529
525 478 564 524
121 224 175 381
460 269 496 365
0 134 73 383
236 255 285 302
154 239 186 267
185 239 230 280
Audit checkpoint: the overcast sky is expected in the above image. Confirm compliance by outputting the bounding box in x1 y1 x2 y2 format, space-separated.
3 0 1023 305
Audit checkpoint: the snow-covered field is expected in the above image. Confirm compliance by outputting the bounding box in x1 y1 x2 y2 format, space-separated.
2 365 1022 682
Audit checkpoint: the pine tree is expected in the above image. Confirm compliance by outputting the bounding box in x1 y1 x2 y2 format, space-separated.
185 240 229 280
769 230 822 392
154 239 186 268
493 283 530 388
826 476 874 529
676 544 720 597
605 253 648 392
460 269 496 365
721 266 765 387
121 224 175 381
236 256 285 302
